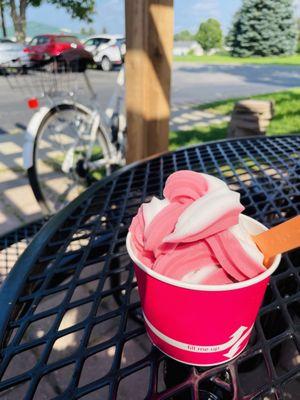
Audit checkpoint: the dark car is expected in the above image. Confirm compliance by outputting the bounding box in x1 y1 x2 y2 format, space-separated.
24 34 88 59
23 34 93 70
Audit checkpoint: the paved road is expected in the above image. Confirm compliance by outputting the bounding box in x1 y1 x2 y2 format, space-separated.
0 68 119 135
1 62 300 134
172 62 300 104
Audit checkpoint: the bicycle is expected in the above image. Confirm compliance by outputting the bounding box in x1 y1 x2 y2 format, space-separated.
1 55 126 214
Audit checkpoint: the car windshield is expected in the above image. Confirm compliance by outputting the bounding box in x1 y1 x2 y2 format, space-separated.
29 36 50 45
55 36 80 44
94 38 110 46
84 39 94 46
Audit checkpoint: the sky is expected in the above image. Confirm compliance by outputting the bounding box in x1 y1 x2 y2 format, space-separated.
21 0 241 35
6 0 300 35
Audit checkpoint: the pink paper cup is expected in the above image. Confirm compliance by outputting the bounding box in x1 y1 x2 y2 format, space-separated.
126 215 281 366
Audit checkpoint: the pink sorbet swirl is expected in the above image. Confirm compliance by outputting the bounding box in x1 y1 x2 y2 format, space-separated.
129 170 266 285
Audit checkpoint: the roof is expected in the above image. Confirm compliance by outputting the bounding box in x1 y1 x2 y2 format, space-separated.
0 38 14 43
173 40 199 47
33 33 78 38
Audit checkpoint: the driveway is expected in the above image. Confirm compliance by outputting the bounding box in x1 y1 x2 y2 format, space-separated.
1 62 300 135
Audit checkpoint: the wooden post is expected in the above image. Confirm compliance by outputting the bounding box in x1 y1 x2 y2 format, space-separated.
125 0 174 164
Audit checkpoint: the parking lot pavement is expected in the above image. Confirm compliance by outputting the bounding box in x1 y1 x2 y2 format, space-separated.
0 68 119 136
171 62 300 105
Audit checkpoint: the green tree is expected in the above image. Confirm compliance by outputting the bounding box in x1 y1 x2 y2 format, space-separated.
225 11 240 49
227 0 297 57
196 18 222 53
81 26 95 36
89 27 95 35
8 0 95 42
174 29 194 41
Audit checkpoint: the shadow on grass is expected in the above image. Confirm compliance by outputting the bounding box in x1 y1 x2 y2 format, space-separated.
196 99 238 114
191 89 300 138
169 123 228 151
196 89 300 115
169 88 300 152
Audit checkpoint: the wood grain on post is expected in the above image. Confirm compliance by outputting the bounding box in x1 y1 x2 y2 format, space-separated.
125 0 174 164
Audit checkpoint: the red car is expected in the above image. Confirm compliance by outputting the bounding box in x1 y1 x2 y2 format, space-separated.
24 34 92 63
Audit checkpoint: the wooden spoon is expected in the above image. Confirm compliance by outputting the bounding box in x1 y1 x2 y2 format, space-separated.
253 215 300 267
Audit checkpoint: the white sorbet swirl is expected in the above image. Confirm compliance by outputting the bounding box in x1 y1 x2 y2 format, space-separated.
203 174 227 191
182 265 220 284
143 197 169 229
230 217 264 267
165 188 241 241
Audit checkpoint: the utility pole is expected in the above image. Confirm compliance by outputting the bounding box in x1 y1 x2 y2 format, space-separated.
125 0 174 163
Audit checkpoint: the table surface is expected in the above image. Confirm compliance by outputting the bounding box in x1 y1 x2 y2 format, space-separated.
0 135 299 400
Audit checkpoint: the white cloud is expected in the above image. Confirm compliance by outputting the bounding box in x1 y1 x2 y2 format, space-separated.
193 1 217 11
192 0 221 20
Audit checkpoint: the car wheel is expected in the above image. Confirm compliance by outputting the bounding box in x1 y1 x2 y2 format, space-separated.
21 66 28 75
101 56 112 72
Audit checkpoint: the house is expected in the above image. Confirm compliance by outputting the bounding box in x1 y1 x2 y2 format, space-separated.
173 41 203 56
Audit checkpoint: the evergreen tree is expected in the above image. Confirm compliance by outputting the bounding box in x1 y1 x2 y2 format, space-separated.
196 19 222 53
297 17 300 53
226 11 240 49
227 0 297 57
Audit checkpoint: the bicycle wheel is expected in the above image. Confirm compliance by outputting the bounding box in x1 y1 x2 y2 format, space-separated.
28 103 112 214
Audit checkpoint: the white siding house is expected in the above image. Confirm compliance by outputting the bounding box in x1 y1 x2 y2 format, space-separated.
173 41 204 56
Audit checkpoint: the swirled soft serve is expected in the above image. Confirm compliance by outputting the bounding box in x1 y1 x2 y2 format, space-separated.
129 170 265 285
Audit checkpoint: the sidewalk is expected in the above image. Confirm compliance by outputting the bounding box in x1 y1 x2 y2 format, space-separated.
170 103 229 132
0 104 229 236
0 133 42 235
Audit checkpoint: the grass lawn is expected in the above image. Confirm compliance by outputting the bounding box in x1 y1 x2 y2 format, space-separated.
169 88 300 150
173 54 300 66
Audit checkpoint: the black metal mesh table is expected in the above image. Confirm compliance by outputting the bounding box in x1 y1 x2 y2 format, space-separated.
0 136 299 400
0 219 46 286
